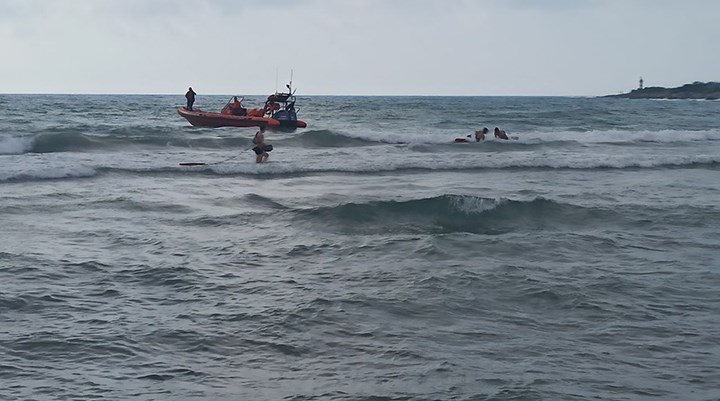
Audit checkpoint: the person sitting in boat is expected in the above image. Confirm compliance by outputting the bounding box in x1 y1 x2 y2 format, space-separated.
247 108 265 117
220 97 246 116
264 101 280 117
231 97 246 116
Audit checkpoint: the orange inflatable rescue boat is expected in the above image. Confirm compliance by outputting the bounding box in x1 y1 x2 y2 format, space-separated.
178 82 307 130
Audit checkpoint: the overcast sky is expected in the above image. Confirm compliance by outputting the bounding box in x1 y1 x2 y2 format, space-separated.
1 0 719 96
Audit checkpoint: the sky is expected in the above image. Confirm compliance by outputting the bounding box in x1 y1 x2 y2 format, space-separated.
1 0 719 96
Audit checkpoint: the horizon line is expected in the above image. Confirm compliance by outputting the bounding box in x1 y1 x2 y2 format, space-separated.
0 92 604 98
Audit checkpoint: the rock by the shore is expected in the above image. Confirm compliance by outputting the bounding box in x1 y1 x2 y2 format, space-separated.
604 81 720 100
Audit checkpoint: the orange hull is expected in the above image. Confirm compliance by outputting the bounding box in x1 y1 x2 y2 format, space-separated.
178 107 306 129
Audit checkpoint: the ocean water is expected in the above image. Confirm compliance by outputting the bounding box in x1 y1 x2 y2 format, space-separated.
1 94 719 400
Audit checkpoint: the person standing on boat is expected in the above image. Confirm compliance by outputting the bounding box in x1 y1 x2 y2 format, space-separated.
185 87 196 111
252 126 272 163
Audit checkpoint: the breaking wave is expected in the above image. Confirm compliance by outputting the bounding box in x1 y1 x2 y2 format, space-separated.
294 195 619 234
2 127 719 155
1 156 718 184
279 130 383 147
0 129 256 155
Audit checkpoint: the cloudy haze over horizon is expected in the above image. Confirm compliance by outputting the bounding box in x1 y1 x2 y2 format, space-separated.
1 0 719 96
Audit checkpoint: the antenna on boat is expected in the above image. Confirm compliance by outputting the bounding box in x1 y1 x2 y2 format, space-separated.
287 69 295 94
275 66 279 93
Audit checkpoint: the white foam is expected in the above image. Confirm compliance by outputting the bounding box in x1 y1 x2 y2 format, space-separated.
514 129 720 144
215 148 720 173
371 128 720 146
0 136 34 155
0 166 97 182
449 195 502 214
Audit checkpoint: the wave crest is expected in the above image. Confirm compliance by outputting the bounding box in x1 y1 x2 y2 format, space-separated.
296 195 612 234
2 129 255 154
281 130 382 148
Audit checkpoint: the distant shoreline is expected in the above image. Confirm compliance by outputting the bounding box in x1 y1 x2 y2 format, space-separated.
604 81 720 100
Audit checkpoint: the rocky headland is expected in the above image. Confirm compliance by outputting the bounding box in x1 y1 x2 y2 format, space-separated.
604 81 720 100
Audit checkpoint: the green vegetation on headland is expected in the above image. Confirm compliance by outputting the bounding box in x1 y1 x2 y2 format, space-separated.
604 81 720 100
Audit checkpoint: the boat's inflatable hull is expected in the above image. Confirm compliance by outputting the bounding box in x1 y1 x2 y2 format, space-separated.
178 107 306 129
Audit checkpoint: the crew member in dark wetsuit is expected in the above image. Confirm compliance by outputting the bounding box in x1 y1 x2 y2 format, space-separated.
475 127 489 141
252 126 272 163
494 127 510 140
185 87 196 111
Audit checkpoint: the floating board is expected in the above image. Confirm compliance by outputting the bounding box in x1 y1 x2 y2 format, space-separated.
179 162 206 166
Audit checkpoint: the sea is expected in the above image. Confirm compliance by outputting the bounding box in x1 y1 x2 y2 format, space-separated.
1 94 719 401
